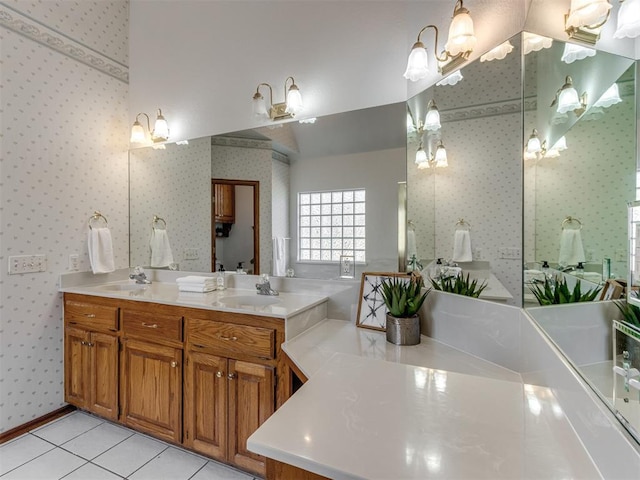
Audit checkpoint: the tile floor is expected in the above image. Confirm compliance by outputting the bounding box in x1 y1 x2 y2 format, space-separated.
0 411 258 480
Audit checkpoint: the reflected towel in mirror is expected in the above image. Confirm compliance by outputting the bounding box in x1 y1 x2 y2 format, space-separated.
273 237 287 277
407 229 417 259
452 230 473 262
150 228 174 268
558 229 585 267
88 227 115 274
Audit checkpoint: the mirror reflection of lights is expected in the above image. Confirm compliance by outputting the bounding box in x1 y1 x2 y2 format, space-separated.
480 40 514 62
523 32 553 55
425 451 442 473
414 368 428 389
434 370 447 393
561 43 596 64
304 434 312 443
436 69 463 86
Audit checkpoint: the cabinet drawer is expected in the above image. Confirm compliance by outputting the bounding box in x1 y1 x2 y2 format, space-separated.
189 319 275 360
65 300 118 331
123 310 183 343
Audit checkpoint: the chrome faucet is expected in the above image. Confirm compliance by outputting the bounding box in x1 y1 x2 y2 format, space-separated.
256 274 278 296
129 266 152 284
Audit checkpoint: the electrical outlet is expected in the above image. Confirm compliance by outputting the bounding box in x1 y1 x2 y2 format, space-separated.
499 248 520 260
340 255 354 278
69 254 79 271
8 255 47 274
184 248 199 260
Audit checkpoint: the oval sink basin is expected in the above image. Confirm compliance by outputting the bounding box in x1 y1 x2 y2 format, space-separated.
100 283 149 291
218 295 280 307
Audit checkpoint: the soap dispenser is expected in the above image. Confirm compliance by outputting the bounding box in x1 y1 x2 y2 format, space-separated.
576 262 584 278
541 261 551 282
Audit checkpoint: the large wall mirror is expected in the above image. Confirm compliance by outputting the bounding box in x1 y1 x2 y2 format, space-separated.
129 103 407 280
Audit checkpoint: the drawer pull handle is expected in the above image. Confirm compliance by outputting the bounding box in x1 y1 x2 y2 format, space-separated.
218 335 238 341
216 371 224 378
171 361 178 368
142 323 159 328
227 373 236 380
80 341 87 346
84 314 96 318
87 342 94 347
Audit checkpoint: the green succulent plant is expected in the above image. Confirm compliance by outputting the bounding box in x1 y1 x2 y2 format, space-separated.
380 275 430 318
530 276 601 306
614 299 640 328
430 273 487 298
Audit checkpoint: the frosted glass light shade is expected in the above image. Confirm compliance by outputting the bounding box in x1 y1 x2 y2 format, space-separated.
434 144 448 167
526 135 542 153
594 83 622 108
285 85 303 115
415 146 428 166
553 136 568 151
480 41 514 62
152 110 169 140
561 43 596 63
253 93 268 118
523 150 538 161
445 8 476 56
566 0 612 29
436 69 463 86
557 86 581 114
130 122 146 143
404 42 429 82
523 32 553 55
614 0 640 38
424 102 441 131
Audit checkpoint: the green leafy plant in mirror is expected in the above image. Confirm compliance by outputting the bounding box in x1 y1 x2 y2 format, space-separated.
614 299 640 329
530 277 601 306
380 274 430 318
429 273 487 298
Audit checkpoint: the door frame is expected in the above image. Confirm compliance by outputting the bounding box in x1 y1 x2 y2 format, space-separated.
212 179 260 274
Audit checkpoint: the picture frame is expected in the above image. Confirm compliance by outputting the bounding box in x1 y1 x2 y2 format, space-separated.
600 279 624 301
356 272 411 331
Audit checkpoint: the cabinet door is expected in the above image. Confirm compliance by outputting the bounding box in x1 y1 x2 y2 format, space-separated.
214 183 235 223
184 351 227 460
228 360 274 476
64 326 90 408
122 339 182 443
88 332 119 421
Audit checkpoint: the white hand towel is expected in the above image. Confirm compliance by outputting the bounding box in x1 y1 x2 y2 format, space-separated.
150 228 174 268
452 230 473 262
273 237 287 277
178 285 216 293
88 227 115 274
176 275 215 285
558 229 586 267
407 229 417 259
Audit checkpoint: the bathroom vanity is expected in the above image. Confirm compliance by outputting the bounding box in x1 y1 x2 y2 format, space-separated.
59 276 327 477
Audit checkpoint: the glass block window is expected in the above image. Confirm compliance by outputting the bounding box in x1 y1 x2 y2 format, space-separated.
298 189 366 263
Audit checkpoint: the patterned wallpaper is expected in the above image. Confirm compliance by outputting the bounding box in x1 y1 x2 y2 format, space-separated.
211 141 273 274
272 157 291 239
0 2 129 432
130 137 212 272
526 97 636 277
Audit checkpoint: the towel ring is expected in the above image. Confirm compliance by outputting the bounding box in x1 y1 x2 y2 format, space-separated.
455 218 471 231
562 216 583 230
152 215 167 229
88 211 108 229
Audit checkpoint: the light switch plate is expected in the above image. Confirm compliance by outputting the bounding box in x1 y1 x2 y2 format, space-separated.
9 255 47 274
184 248 199 260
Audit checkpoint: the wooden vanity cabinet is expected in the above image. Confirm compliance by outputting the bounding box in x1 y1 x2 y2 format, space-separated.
214 183 235 223
184 313 279 477
121 308 183 444
64 297 119 421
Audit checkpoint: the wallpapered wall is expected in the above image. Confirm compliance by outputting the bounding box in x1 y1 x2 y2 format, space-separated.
130 137 212 272
211 141 274 275
0 1 130 432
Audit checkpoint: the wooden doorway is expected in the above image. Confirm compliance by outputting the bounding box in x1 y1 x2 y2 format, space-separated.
212 179 260 274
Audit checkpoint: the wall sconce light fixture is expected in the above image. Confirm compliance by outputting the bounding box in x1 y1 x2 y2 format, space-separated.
403 0 476 81
415 141 429 167
130 109 169 144
436 69 464 86
614 0 640 38
433 141 449 168
565 0 612 44
523 32 553 55
561 42 597 63
594 82 622 107
424 100 442 131
524 129 547 160
544 136 568 158
480 41 514 62
551 76 587 115
253 76 303 121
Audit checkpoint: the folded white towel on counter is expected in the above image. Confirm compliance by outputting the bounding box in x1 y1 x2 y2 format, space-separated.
88 227 115 274
178 282 216 289
176 275 215 285
452 230 473 262
178 284 216 293
150 228 174 268
558 229 585 267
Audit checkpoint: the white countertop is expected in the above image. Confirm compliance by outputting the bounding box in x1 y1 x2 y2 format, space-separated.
60 280 328 319
248 320 600 479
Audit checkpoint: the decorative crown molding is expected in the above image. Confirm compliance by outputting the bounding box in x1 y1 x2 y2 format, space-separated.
211 135 273 150
0 5 129 83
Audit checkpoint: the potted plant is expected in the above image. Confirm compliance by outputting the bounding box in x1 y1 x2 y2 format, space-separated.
529 276 601 305
380 273 430 345
430 273 487 298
